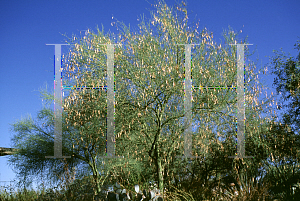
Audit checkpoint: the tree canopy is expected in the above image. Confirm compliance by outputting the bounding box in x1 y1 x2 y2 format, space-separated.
7 0 296 200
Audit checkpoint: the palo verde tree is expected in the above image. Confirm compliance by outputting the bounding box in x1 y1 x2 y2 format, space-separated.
62 0 280 198
114 1 279 198
7 0 282 199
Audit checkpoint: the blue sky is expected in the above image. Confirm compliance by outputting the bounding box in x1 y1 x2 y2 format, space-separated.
0 0 299 191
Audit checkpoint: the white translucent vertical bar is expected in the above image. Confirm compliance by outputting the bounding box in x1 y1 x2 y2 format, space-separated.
176 44 201 159
45 44 70 159
229 43 253 159
106 44 115 157
184 44 192 157
237 44 245 158
99 44 123 159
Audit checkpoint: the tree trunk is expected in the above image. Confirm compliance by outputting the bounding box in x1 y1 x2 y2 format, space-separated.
156 147 164 197
89 158 102 195
158 159 164 197
93 169 101 195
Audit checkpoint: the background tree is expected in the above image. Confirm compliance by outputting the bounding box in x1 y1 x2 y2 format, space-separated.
7 73 122 196
270 39 300 134
258 39 300 200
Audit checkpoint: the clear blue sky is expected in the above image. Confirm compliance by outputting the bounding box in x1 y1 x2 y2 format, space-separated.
0 0 299 191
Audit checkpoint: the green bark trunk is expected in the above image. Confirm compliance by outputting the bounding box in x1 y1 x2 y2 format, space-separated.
157 158 164 197
89 157 102 195
156 147 164 197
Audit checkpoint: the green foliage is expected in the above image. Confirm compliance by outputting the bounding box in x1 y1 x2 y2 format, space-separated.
262 39 300 200
6 0 300 200
270 39 300 133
